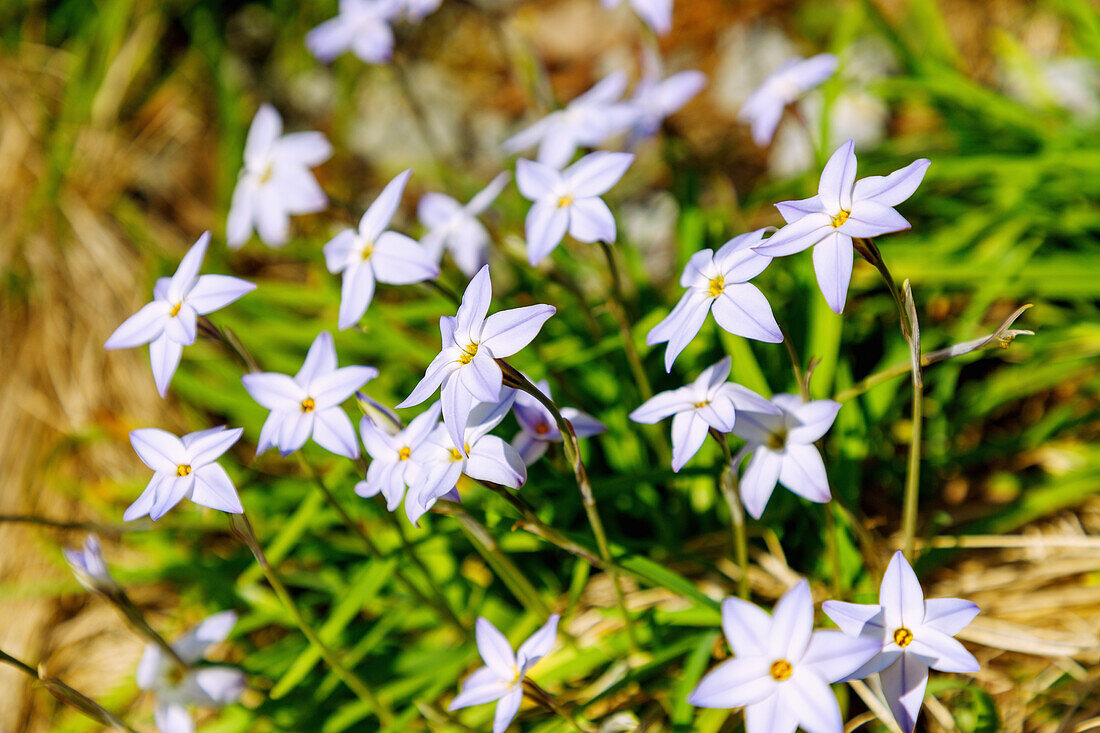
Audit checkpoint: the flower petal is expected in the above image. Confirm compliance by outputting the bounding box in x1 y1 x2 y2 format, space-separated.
687 656 775 708
880 551 926 629
454 265 493 343
566 196 617 243
564 151 633 197
670 411 709 472
449 666 509 710
166 232 210 304
908 628 979 674
524 200 569 265
712 284 783 343
739 448 782 519
773 395 841 444
744 690 799 733
130 428 187 471
475 617 517 678
778 444 831 503
752 212 833 257
775 195 826 225
359 169 412 241
466 435 526 488
492 686 523 733
244 104 282 169
811 231 854 314
191 464 244 514
769 579 814 661
921 598 980 637
878 653 929 733
629 387 693 424
441 378 475 453
312 366 378 410
799 630 881 683
186 275 256 315
242 373 306 411
186 426 243 466
296 331 338 388
312 407 361 458
821 600 885 638
515 158 560 200
104 301 169 350
149 334 183 397
517 613 559 669
841 199 911 238
818 139 857 213
466 171 511 215
852 158 930 208
275 131 332 168
784 668 843 733
721 596 772 658
338 261 377 330
372 232 440 284
480 305 555 357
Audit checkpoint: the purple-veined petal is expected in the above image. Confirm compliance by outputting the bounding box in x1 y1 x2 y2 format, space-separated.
783 668 843 733
454 265 493 342
149 333 183 397
818 139 857 213
670 411 709 472
566 196 617 243
812 231 854 314
643 290 697 348
908 628 979 673
775 195 826 225
191 464 244 514
492 686 523 733
721 596 772 658
679 247 716 288
255 411 284 456
768 579 814 661
502 115 552 156
517 614 559 669
799 630 881 683
449 218 491 276
275 131 332 168
338 261 377 330
372 232 440 284
397 350 460 408
124 473 166 522
296 331 338 387
880 551 926 629
466 436 526 488
515 158 560 200
166 232 210 304
130 428 187 471
105 301 169 350
466 393 516 444
406 401 443 446
277 410 315 455
697 397 736 434
312 366 378 410
475 617 517 677
480 305 556 357
753 212 833 257
524 200 569 265
878 653 929 733
271 165 327 216
460 353 503 404
821 600 885 638
712 284 783 343
565 151 633 197
841 199 911 238
242 373 306 411
723 385 779 419
714 229 772 282
186 275 256 315
686 656 775 709
163 304 198 345
852 158 930 208
359 417 397 460
449 666 509 710
629 387 693 424
659 292 712 372
312 407 361 458
149 474 193 521
186 427 243 466
739 448 782 519
244 104 282 169
778 444 830 503
921 598 980 636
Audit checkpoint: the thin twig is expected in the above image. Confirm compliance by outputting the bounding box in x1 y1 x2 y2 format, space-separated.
709 429 749 599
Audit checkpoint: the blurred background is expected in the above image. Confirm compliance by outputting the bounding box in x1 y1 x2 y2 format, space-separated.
2 0 1100 731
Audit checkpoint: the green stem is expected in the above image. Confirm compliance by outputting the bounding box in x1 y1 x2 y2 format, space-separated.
497 360 638 653
229 512 393 724
709 429 749 599
597 240 654 401
102 586 189 669
522 678 593 733
0 650 139 732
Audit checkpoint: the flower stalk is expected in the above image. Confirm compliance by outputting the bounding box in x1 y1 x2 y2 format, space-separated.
522 678 594 733
709 428 749 599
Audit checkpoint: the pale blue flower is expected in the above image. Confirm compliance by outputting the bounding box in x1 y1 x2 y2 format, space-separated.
419 172 510 276
739 54 837 146
241 332 377 458
306 0 403 64
688 580 879 733
450 614 560 733
646 228 781 373
356 402 441 516
104 232 256 397
629 50 706 140
63 535 115 592
511 378 605 465
754 140 930 313
516 151 633 265
823 551 980 733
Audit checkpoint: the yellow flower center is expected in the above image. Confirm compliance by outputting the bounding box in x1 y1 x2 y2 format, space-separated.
694 401 709 409
258 164 274 185
169 303 181 317
176 464 192 477
398 447 412 461
449 447 464 461
557 194 573 208
767 430 787 451
830 209 851 228
893 627 914 648
360 241 374 260
769 659 793 681
458 343 479 365
301 398 316 413
708 275 725 298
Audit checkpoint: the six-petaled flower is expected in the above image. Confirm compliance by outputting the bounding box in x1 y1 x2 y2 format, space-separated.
357 402 442 517
739 54 838 146
306 0 403 64
419 172 511 276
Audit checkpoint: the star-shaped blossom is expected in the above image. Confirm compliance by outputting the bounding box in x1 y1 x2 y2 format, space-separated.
739 54 838 146
410 395 526 523
241 332 377 458
356 402 442 518
628 50 706 141
306 0 403 64
753 140 930 313
646 228 782 372
137 611 245 733
510 378 605 466
227 104 332 249
104 232 256 396
125 426 244 522
419 172 510 276
601 0 672 35
450 614 560 733
63 535 116 593
823 551 980 733
502 72 636 169
397 266 555 452
688 580 880 733
629 357 778 472
516 151 633 265
323 169 439 330
731 393 841 519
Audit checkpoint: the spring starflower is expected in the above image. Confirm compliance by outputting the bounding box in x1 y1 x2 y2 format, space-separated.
600 0 672 35
688 580 880 733
241 332 377 458
502 72 635 169
323 169 439 330
516 151 633 265
104 232 256 397
419 172 510 276
397 266 555 453
63 535 116 593
646 228 782 372
731 393 841 519
628 50 706 140
124 426 244 522
356 403 443 519
450 614 560 733
823 551 980 733
306 0 403 64
511 378 605 465
227 104 332 249
753 140 930 313
739 54 838 146
136 611 245 733
629 357 778 472
411 395 526 522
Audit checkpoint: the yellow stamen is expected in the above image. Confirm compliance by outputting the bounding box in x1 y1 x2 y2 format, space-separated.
398 447 412 461
893 627 914 648
449 447 463 461
176 464 192 477
708 275 725 298
769 659 793 681
557 194 573 208
767 430 786 451
694 401 709 409
458 343 479 365
360 241 374 260
830 209 851 228
301 398 316 413
169 303 181 317
258 165 274 184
